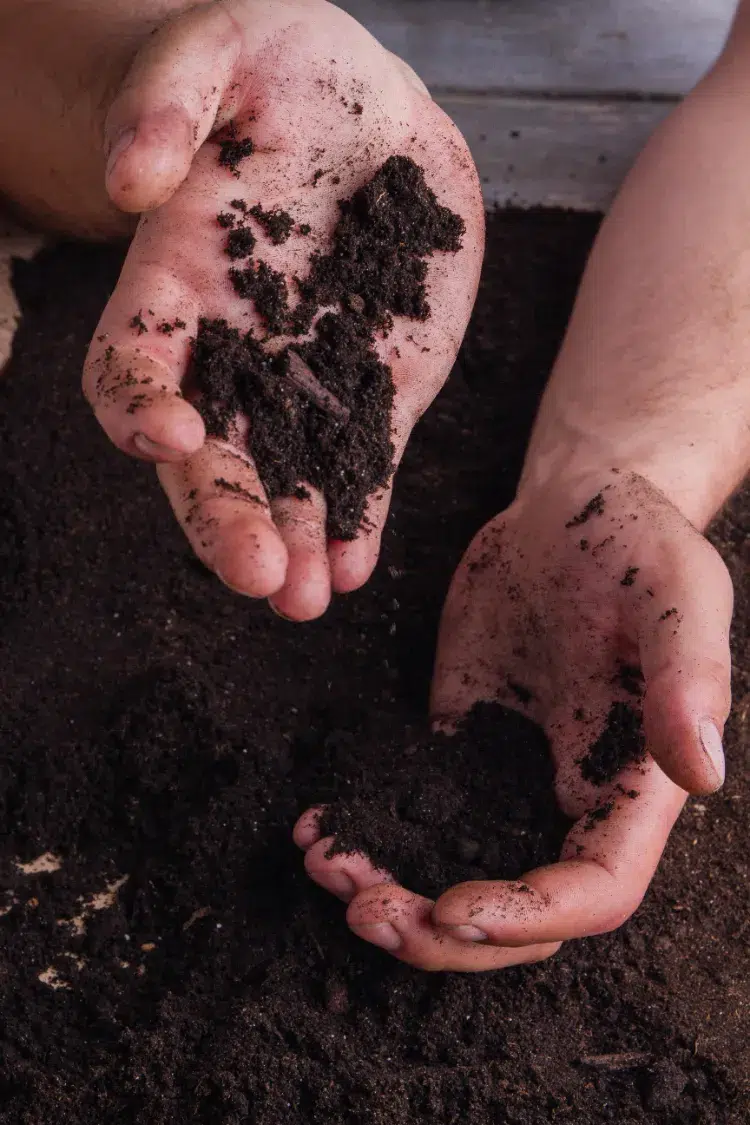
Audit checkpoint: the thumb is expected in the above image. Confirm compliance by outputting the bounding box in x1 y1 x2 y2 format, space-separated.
636 532 733 796
104 4 245 212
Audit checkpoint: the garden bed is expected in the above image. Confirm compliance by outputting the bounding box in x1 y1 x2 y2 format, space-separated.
0 208 747 1123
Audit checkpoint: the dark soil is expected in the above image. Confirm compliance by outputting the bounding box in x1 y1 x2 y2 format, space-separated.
217 136 254 177
577 701 647 786
193 155 465 539
318 702 569 899
1 208 748 1124
224 226 256 261
228 259 289 334
248 204 295 245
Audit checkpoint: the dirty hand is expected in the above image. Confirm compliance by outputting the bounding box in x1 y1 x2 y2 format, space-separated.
81 0 483 620
294 469 732 969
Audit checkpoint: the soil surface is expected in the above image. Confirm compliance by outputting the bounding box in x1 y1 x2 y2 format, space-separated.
192 155 465 539
0 209 748 1124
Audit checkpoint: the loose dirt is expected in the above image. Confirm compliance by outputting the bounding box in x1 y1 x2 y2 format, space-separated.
0 209 747 1123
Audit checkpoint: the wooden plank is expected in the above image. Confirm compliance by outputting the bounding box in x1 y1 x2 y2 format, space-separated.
338 0 736 96
439 95 671 210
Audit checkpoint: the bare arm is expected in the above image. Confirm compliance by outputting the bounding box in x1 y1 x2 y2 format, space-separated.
523 4 750 531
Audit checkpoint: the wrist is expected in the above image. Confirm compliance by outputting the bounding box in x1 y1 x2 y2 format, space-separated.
519 402 748 531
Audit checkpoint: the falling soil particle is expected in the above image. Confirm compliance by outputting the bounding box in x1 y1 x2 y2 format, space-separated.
1 210 747 1123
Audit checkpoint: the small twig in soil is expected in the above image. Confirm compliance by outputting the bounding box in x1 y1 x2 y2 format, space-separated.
578 1051 654 1071
182 906 212 931
284 351 350 423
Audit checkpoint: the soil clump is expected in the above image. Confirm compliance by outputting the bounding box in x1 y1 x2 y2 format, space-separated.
192 154 465 539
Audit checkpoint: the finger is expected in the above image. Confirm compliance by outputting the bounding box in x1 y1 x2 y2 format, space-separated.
105 5 245 211
327 404 411 594
303 836 396 902
269 490 331 621
293 807 324 850
293 809 398 901
347 885 561 971
635 534 733 794
158 440 287 598
432 758 686 947
84 338 205 460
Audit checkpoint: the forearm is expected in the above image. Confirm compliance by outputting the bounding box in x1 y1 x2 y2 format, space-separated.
521 11 750 530
0 0 194 236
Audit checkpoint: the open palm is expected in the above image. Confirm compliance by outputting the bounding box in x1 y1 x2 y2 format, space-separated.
296 471 733 969
83 0 483 619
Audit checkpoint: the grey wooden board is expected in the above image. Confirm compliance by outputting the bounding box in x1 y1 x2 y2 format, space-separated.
441 95 670 209
336 0 736 209
338 0 736 96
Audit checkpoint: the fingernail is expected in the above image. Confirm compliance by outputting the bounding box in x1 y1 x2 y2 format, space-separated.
350 923 402 952
309 871 355 901
441 924 488 943
133 432 182 459
215 570 250 597
699 719 725 787
268 601 294 621
106 127 136 179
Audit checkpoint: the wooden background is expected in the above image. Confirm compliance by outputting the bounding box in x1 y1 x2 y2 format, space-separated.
338 0 737 209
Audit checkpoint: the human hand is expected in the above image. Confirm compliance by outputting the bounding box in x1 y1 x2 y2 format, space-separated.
294 470 732 969
82 0 483 620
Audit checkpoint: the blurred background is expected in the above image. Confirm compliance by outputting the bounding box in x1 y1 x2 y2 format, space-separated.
340 0 736 209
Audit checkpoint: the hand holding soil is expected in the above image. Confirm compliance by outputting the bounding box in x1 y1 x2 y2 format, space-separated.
82 0 483 620
296 470 732 969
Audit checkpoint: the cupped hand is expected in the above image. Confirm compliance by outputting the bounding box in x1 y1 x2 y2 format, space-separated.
295 470 733 969
82 0 483 620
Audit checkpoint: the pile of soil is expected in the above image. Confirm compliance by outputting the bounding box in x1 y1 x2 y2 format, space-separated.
0 209 747 1124
190 155 465 539
317 702 570 899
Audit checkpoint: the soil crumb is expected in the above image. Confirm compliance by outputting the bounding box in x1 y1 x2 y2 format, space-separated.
317 703 569 899
228 261 289 335
566 491 605 528
249 204 295 245
217 136 254 177
225 226 256 260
